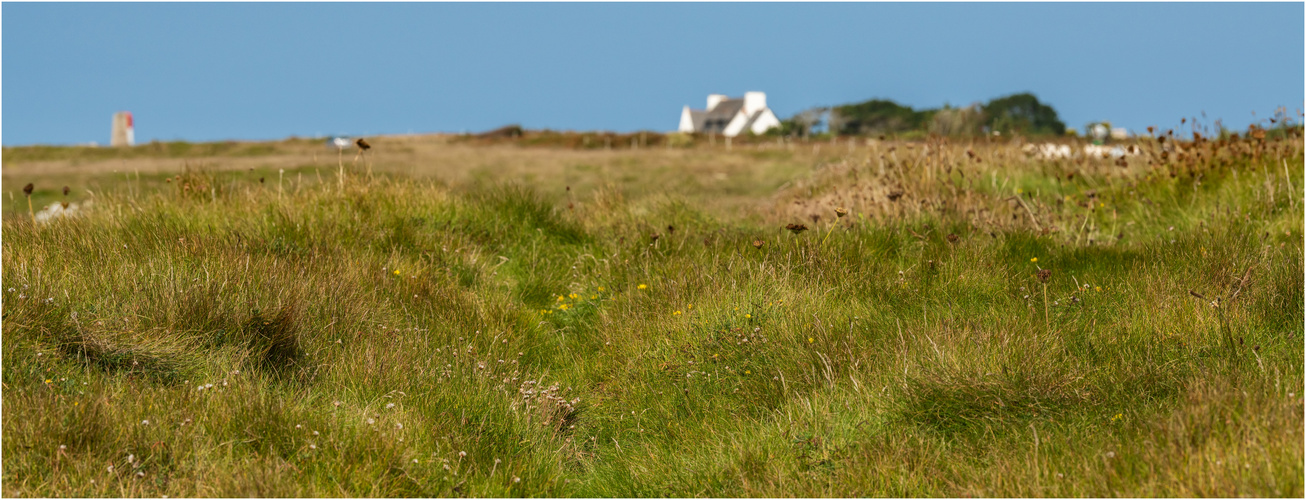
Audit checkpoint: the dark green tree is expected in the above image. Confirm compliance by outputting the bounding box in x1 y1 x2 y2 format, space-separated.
830 99 929 136
982 93 1066 136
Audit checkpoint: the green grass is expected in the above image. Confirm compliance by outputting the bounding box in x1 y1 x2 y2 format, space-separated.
3 135 1302 497
0 138 320 164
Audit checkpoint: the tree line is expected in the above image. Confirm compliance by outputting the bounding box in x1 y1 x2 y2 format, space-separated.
774 92 1066 138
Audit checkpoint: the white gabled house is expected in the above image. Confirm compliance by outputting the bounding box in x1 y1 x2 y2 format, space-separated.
678 92 782 137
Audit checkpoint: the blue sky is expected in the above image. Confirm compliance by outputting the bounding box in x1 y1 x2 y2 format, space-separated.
3 2 1302 145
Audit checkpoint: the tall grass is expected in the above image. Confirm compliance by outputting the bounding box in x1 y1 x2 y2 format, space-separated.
3 130 1302 496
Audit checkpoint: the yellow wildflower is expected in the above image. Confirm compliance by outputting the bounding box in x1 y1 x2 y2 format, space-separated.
1030 257 1038 263
673 310 682 316
393 269 401 275
44 379 52 384
638 284 647 290
590 295 597 300
807 337 814 343
569 293 579 299
597 287 604 292
745 370 751 375
745 314 751 319
1095 286 1102 292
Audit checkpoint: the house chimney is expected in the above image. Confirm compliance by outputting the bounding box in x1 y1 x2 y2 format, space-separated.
706 94 728 111
743 92 767 116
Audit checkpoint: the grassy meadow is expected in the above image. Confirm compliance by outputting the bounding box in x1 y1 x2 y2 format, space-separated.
2 129 1303 497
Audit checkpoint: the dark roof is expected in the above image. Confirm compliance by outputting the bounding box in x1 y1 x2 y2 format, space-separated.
706 99 744 120
687 109 707 132
701 99 745 133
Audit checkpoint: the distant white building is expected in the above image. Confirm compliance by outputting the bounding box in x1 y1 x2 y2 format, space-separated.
111 111 134 147
1089 122 1129 141
678 92 782 137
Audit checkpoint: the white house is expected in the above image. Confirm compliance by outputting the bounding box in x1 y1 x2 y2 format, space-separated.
678 92 782 137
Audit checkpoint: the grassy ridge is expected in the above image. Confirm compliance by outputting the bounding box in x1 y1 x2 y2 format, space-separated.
2 134 1302 496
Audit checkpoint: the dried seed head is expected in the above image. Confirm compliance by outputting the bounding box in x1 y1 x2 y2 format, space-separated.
23 183 33 196
785 223 808 234
62 186 70 196
946 233 959 244
834 207 848 218
1037 269 1052 283
752 239 765 249
887 191 904 202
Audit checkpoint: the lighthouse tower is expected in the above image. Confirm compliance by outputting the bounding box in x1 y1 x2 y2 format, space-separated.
111 111 135 147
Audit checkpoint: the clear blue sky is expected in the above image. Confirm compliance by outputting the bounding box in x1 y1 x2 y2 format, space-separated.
3 2 1302 145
